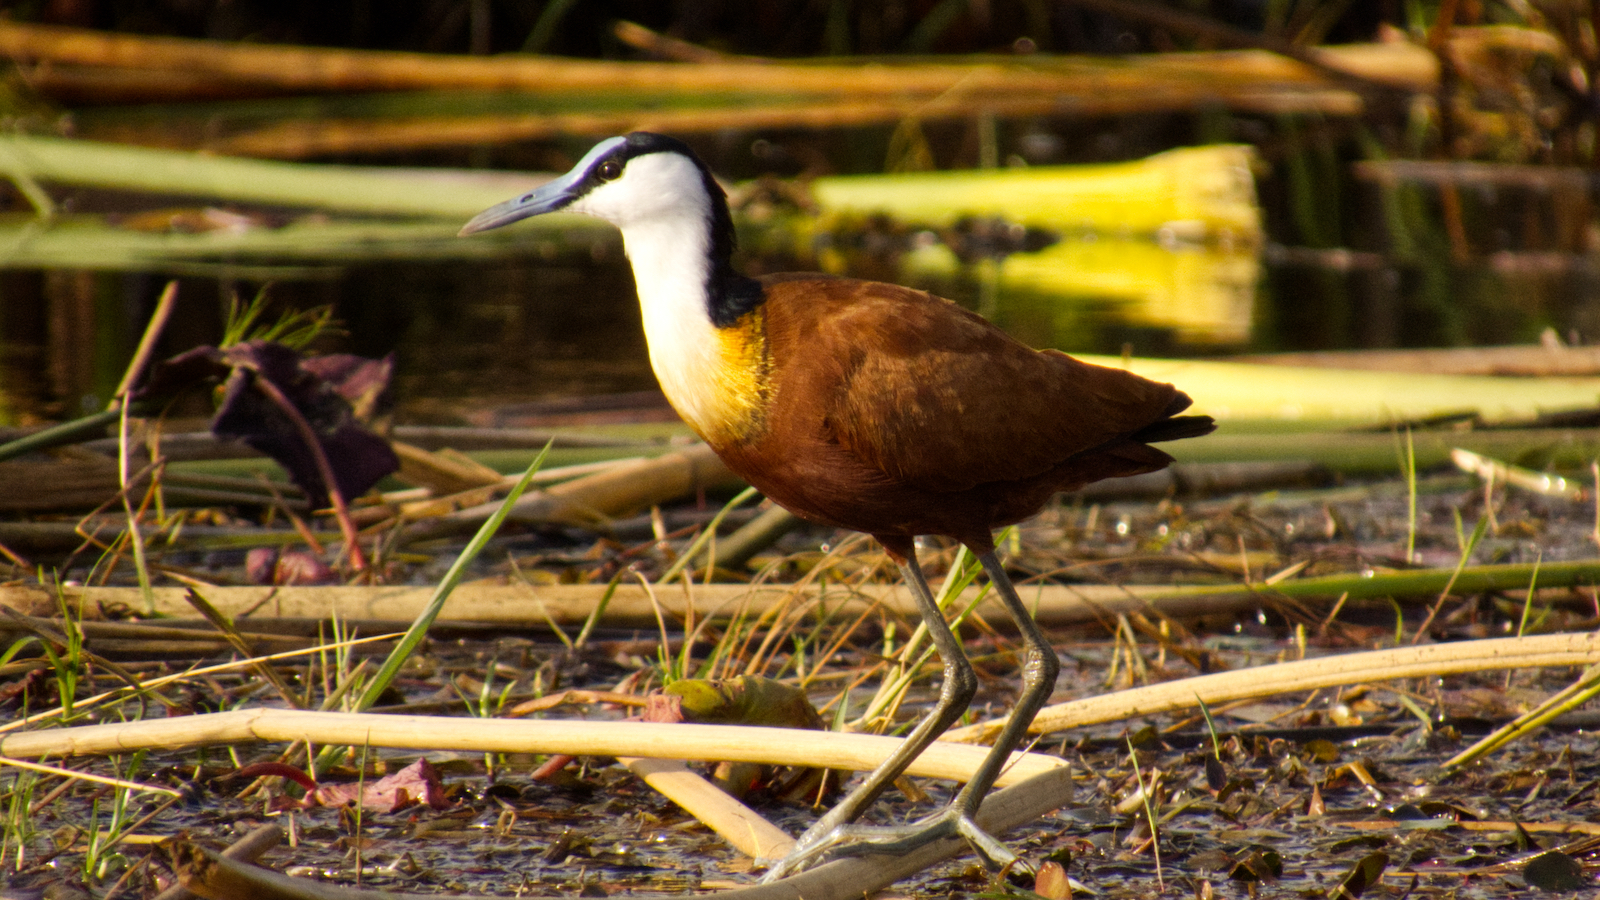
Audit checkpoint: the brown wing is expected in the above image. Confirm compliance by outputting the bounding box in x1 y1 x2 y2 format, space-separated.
765 276 1187 493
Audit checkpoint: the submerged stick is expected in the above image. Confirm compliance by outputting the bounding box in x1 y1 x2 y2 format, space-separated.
0 20 1432 99
397 443 741 541
7 633 1599 765
6 558 1596 627
1231 342 1600 377
0 710 1064 786
1442 659 1600 772
947 630 1600 743
154 823 283 900
714 505 803 570
621 757 794 859
203 95 1312 159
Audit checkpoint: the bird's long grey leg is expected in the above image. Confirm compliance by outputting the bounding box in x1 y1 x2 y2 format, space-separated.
939 550 1062 861
776 548 1062 874
759 550 977 883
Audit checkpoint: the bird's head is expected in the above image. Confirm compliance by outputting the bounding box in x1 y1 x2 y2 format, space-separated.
460 132 722 236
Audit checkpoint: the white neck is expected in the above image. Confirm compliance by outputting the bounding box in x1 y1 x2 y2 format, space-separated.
618 216 726 437
566 150 748 441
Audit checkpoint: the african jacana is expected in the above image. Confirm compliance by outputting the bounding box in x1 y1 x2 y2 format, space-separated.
462 133 1215 880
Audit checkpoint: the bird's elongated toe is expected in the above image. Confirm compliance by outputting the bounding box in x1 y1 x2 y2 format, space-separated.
758 804 1025 884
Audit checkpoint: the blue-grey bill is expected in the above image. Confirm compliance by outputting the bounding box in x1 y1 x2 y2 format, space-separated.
458 136 625 236
458 178 577 236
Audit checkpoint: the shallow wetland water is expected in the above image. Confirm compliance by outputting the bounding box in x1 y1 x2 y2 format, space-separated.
6 467 1600 898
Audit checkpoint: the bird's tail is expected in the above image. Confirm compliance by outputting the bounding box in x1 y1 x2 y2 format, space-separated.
1131 392 1216 444
1134 414 1216 444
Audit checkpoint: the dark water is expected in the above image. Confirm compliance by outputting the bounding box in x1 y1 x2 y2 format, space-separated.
1 183 1596 428
0 257 651 426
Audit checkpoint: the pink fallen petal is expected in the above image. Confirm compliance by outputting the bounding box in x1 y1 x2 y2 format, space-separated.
308 758 447 813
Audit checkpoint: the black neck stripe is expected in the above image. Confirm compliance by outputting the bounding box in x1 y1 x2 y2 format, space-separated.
619 133 765 328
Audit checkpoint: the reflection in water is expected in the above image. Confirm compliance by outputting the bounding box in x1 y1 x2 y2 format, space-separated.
0 261 657 428
3 167 1598 426
1 270 136 426
330 258 657 424
3 237 1596 428
901 237 1260 350
0 145 1272 426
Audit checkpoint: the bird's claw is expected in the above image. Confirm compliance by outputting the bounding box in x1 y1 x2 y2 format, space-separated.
757 808 1018 884
757 824 851 883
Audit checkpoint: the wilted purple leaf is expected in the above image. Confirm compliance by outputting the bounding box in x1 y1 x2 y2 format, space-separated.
301 353 395 422
209 341 397 508
132 340 398 509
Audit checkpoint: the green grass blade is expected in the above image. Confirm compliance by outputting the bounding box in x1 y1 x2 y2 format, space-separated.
351 441 551 714
657 485 760 584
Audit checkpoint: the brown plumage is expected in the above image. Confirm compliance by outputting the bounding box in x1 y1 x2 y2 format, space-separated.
716 272 1206 561
462 132 1214 882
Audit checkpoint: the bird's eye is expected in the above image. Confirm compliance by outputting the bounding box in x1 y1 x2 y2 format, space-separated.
597 159 623 181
